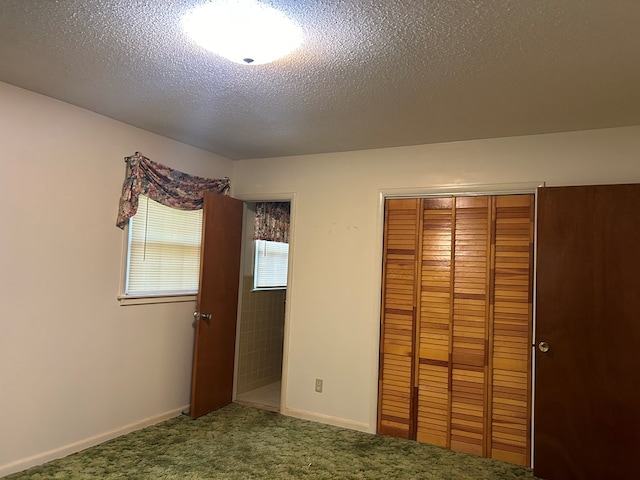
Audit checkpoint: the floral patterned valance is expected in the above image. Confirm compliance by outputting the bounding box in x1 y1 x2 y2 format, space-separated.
254 202 290 243
116 152 230 229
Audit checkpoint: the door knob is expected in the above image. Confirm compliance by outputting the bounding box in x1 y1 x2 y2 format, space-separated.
538 341 550 353
193 311 212 321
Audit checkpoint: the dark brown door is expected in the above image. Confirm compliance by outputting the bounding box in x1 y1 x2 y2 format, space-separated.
190 193 243 419
535 184 640 480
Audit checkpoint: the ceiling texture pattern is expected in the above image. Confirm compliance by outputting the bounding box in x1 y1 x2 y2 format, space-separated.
1 0 639 160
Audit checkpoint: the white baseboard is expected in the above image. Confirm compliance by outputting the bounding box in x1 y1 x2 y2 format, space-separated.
281 406 372 434
0 404 189 478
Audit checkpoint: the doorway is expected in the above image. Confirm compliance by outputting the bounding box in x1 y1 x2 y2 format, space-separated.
234 201 289 412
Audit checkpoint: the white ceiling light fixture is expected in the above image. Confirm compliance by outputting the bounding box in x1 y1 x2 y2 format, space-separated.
181 0 303 65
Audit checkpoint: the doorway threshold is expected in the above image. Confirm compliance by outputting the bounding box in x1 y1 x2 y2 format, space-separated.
236 381 281 412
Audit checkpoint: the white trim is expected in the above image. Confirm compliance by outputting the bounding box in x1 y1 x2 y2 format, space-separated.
280 195 295 414
234 192 297 202
382 181 544 198
372 181 545 455
232 202 250 401
118 294 197 306
0 405 189 478
282 406 371 433
118 222 129 298
369 190 387 435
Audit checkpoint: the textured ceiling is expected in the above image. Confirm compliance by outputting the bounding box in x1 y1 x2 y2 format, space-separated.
1 1 639 160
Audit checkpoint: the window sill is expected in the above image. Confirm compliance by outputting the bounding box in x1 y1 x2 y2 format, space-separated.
118 294 197 306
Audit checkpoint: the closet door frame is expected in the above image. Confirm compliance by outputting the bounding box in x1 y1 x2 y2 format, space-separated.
374 181 543 466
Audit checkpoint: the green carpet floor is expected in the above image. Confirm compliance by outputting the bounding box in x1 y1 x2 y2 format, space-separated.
6 404 540 479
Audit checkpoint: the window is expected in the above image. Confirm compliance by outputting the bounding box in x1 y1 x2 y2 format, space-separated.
254 240 289 289
124 195 203 297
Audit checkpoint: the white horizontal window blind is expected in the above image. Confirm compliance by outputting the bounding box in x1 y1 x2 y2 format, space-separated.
254 240 289 289
126 195 203 296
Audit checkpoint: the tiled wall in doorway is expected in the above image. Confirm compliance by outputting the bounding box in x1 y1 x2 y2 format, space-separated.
236 276 286 395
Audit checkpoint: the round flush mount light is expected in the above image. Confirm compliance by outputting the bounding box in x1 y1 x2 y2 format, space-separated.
181 0 303 65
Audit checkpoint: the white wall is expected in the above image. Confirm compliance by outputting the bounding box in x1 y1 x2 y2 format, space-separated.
0 82 233 476
232 125 640 432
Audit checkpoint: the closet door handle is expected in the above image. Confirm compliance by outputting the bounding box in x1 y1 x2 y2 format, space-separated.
193 312 212 321
538 341 550 353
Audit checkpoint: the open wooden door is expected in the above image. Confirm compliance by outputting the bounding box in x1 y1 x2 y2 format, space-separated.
190 192 244 419
535 184 640 480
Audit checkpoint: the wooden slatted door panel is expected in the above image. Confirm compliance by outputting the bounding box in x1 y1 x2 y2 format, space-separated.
378 199 419 439
378 194 534 467
416 197 454 447
450 196 492 457
489 194 534 466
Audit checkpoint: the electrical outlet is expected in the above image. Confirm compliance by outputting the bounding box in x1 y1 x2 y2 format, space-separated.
315 378 323 393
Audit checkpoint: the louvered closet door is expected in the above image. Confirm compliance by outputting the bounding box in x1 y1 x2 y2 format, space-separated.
377 199 419 439
415 198 454 447
489 195 533 465
450 196 492 456
379 194 533 466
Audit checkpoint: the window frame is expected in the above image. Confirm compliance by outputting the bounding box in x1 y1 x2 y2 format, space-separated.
118 196 202 306
252 239 289 291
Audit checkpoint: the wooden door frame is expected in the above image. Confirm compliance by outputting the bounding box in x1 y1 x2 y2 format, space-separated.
374 181 543 465
232 192 296 414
